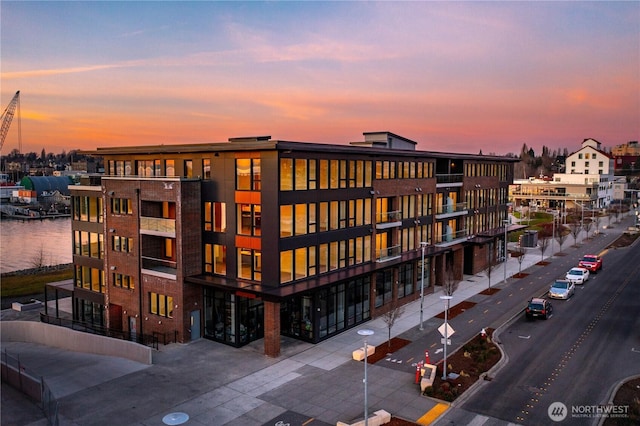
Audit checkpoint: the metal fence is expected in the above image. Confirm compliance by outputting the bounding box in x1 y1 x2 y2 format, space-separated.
1 349 58 426
39 313 166 350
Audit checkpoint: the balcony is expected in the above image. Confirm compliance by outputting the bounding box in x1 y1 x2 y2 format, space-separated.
376 210 402 229
434 229 468 247
435 202 468 219
376 245 402 263
140 217 176 237
436 174 464 187
141 256 177 280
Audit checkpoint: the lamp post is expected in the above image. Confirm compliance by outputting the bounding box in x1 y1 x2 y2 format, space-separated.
440 295 453 380
551 210 556 256
502 219 509 284
419 241 427 330
357 329 374 426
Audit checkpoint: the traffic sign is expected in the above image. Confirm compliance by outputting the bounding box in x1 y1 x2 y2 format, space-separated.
440 338 451 345
438 323 455 337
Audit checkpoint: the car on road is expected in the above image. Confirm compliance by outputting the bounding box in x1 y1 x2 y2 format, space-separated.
566 267 590 284
578 254 603 273
525 297 553 320
548 279 575 300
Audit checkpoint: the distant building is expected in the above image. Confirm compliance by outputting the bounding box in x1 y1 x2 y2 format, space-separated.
19 175 73 197
510 138 618 212
67 132 517 357
611 141 640 156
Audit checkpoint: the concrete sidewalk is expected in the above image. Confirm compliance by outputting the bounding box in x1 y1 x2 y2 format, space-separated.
1 214 634 426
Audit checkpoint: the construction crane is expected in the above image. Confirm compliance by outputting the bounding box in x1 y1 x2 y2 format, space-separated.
1 90 21 152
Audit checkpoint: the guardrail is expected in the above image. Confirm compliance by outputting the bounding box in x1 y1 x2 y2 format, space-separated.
39 314 164 350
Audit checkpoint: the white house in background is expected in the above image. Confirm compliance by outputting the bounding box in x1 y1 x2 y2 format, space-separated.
552 138 617 208
510 138 621 212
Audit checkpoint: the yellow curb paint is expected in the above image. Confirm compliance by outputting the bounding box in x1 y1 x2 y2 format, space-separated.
416 402 449 425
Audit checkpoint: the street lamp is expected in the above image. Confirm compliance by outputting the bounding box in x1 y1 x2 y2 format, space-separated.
357 329 374 426
440 295 453 380
419 241 427 331
502 219 510 284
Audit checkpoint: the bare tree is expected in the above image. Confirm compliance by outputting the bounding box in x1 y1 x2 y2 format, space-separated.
511 246 526 275
483 244 500 289
607 208 614 227
593 213 602 235
381 299 406 352
583 218 593 240
29 244 48 269
538 235 550 262
569 221 582 247
443 257 459 297
556 224 569 254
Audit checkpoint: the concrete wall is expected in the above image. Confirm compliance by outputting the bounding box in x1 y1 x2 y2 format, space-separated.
0 321 152 365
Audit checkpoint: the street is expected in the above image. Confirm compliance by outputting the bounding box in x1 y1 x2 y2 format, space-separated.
451 238 640 425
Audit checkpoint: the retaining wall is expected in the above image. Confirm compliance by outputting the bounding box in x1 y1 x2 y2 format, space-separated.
0 321 152 365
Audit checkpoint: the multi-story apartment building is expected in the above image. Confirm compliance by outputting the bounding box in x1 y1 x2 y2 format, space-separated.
69 132 516 357
510 138 616 212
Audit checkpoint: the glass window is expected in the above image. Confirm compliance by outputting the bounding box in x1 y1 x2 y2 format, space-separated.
204 202 212 231
237 158 261 190
214 244 226 275
295 247 307 279
280 158 293 191
185 160 193 178
295 159 308 190
280 205 293 237
308 159 317 190
280 250 293 283
237 159 251 190
203 159 211 179
295 204 307 236
205 243 213 272
330 160 339 189
165 160 175 176
238 248 261 281
319 160 329 189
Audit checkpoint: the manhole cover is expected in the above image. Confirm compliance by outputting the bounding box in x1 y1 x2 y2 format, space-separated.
162 412 189 425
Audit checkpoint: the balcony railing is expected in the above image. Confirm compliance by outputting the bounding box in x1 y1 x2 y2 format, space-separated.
435 202 468 216
141 256 177 279
376 245 402 262
510 190 594 199
376 210 402 223
140 217 176 235
436 174 464 184
434 229 468 246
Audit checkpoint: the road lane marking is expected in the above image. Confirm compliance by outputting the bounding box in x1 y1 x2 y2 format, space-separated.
483 309 489 314
518 335 531 339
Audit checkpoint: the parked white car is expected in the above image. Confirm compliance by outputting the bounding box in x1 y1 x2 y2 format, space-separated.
566 267 590 284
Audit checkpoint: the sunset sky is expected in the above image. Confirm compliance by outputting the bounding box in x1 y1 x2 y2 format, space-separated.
1 1 638 156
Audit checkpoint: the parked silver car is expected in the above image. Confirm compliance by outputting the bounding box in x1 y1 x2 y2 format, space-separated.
549 279 575 299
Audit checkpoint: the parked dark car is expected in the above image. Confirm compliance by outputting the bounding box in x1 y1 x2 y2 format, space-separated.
525 297 553 320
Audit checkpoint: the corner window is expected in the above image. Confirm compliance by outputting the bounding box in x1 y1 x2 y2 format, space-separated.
236 158 261 190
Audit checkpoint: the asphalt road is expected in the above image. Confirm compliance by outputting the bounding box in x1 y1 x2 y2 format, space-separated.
385 229 629 376
460 238 640 425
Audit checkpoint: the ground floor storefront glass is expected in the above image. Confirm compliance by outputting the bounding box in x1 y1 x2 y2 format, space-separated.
203 287 264 347
73 298 104 327
281 275 371 343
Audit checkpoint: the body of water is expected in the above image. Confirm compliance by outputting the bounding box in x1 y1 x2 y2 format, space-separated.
0 217 72 274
